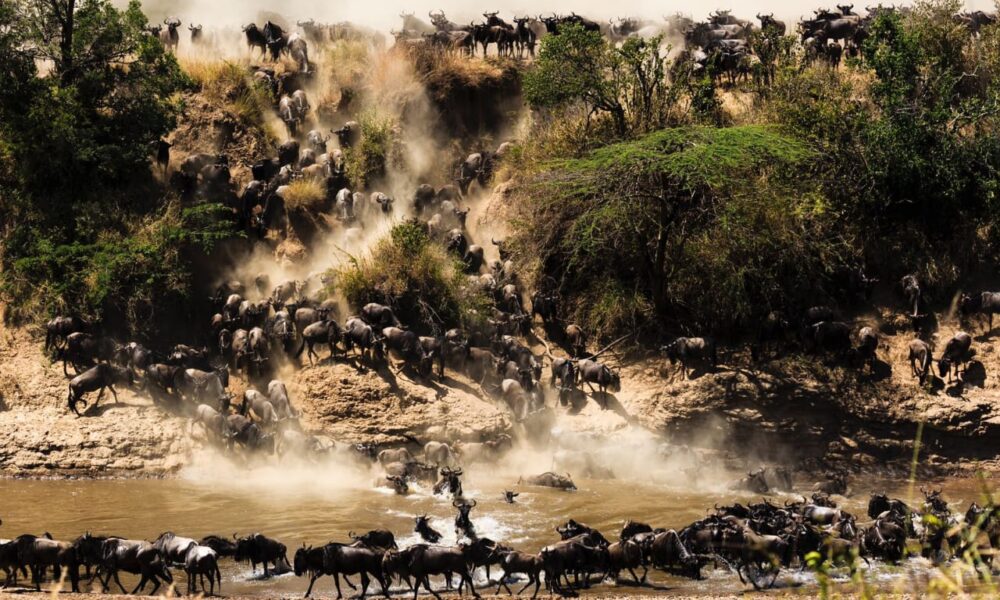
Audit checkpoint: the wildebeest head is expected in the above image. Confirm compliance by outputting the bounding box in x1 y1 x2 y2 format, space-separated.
293 545 312 576
868 493 889 518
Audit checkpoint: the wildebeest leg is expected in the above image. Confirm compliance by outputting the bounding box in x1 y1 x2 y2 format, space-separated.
498 569 513 594
530 574 540 599
359 572 371 600
516 576 534 595
334 571 345 599
305 573 320 597
640 565 648 583
342 574 357 590
423 575 442 600
148 572 162 595
109 383 119 404
130 573 148 594
628 567 641 583
466 570 481 598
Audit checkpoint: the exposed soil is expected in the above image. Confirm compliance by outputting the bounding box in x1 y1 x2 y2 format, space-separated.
3 294 1000 478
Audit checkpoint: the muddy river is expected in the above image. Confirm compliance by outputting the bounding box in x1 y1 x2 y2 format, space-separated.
1 452 995 597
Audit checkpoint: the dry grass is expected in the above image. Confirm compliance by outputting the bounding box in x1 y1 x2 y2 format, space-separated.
407 46 513 100
177 57 272 126
282 179 327 211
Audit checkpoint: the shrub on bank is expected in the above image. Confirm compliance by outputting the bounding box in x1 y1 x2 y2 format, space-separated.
336 221 488 333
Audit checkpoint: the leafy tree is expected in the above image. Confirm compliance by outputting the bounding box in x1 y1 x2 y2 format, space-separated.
510 126 817 335
1 0 187 219
524 25 677 136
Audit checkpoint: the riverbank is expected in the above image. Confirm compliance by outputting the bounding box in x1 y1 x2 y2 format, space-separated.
3 304 1000 479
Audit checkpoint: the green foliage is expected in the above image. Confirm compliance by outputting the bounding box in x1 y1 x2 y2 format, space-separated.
343 111 402 189
2 0 188 212
337 221 489 333
524 24 679 136
0 0 210 335
510 126 823 336
1 202 234 334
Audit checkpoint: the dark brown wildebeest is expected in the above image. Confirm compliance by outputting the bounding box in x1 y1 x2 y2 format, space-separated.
959 291 1000 332
493 550 543 598
45 315 88 352
661 337 717 379
13 534 81 592
937 331 974 384
576 359 620 394
235 533 289 577
93 537 174 595
908 338 932 383
67 364 134 416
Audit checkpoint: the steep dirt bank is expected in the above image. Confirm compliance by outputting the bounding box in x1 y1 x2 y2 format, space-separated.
3 299 1000 478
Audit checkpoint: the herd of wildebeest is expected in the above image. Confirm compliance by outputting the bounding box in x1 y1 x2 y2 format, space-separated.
144 2 1000 101
17 4 1000 596
4 485 1000 595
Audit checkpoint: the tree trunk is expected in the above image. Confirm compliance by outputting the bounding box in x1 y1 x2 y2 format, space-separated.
650 198 672 315
53 0 75 84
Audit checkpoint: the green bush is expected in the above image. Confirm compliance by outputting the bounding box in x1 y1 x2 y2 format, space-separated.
1 202 234 335
336 221 489 333
343 111 403 189
509 125 827 337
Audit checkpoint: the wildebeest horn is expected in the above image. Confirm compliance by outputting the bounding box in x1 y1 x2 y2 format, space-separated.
454 468 463 476
232 532 238 540
453 499 463 508
470 499 477 507
348 530 357 539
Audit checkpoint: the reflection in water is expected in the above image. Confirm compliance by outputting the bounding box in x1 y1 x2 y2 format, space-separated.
0 459 995 596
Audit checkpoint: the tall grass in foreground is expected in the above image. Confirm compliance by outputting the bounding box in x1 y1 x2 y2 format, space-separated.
805 420 1000 599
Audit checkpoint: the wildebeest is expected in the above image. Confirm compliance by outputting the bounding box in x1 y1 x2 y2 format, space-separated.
59 332 116 376
806 321 852 357
173 367 230 406
235 533 289 577
93 538 174 595
415 515 443 544
297 319 343 365
900 274 922 316
159 17 181 51
44 315 88 352
433 466 464 497
519 472 576 490
960 291 1000 332
493 549 543 598
424 441 458 466
855 326 878 372
576 359 621 395
383 326 433 377
729 468 769 493
661 337 717 379
12 533 81 592
454 499 478 540
67 363 134 416
937 331 974 384
908 338 932 383
403 542 484 600
184 544 221 595
243 23 268 56
199 535 237 557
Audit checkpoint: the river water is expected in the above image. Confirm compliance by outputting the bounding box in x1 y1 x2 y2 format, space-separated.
1 451 995 597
